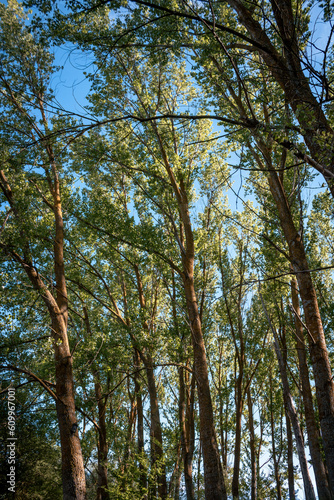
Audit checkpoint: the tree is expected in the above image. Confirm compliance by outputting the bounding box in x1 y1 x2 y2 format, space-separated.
0 2 86 497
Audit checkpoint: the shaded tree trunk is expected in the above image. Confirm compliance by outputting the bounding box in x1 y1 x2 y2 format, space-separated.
134 265 167 499
145 355 168 499
286 410 295 500
95 378 110 500
281 321 295 500
179 366 195 500
232 368 243 500
291 277 332 500
247 389 257 500
266 168 334 493
134 350 147 498
262 297 316 500
269 371 282 500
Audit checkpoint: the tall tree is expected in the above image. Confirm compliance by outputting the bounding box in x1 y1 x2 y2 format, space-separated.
0 2 86 498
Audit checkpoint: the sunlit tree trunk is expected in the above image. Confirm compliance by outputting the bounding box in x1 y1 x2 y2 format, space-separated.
153 124 226 499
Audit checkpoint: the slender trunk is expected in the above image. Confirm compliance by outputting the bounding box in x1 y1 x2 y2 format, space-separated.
134 350 147 498
169 441 182 500
269 371 282 500
133 266 167 499
183 275 226 500
291 278 332 500
247 389 257 500
266 169 334 493
281 321 295 500
286 410 295 500
232 374 243 499
154 123 226 499
95 378 109 500
218 343 228 470
263 299 316 500
146 355 168 499
197 440 202 498
179 367 195 500
82 309 109 500
121 382 136 490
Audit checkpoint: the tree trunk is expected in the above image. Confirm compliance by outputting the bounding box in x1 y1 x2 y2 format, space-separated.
262 298 316 500
247 389 257 500
183 274 227 500
153 123 226 499
179 367 195 500
269 371 282 500
281 322 295 500
134 350 147 498
286 409 295 500
133 265 167 499
232 371 243 500
291 277 332 500
54 330 86 500
266 169 334 493
95 378 109 500
146 355 168 499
